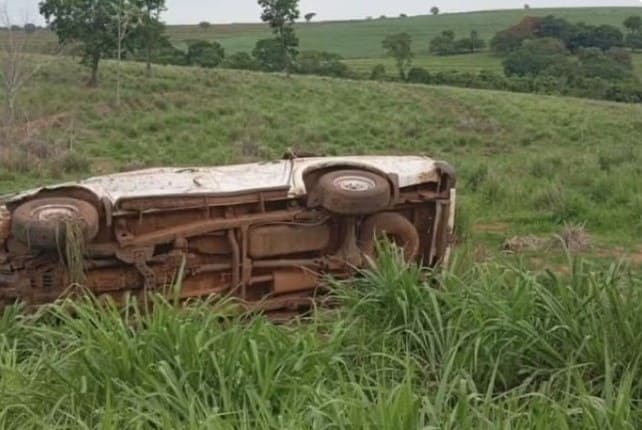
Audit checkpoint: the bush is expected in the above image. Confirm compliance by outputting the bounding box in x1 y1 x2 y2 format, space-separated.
429 30 456 55
187 40 225 68
222 52 258 70
626 33 642 50
295 51 349 77
406 67 432 84
490 16 543 54
253 38 288 72
569 23 625 52
503 38 568 77
404 68 642 104
23 23 37 34
576 47 633 81
369 64 387 80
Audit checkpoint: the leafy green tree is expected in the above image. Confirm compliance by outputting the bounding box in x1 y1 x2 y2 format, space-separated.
39 0 124 86
469 30 485 53
623 16 642 34
257 0 300 75
253 38 287 72
304 12 316 23
130 0 166 77
490 16 543 54
187 40 225 68
430 6 439 15
429 30 455 55
576 47 633 80
382 32 413 80
626 33 642 50
503 37 568 77
570 23 624 51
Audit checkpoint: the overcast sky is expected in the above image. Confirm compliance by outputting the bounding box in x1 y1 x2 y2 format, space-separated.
5 0 642 25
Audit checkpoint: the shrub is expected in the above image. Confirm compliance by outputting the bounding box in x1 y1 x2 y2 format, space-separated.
406 67 432 84
503 38 568 77
429 30 456 55
187 40 225 68
490 16 543 54
23 23 37 34
569 23 625 52
222 52 258 70
626 33 642 50
253 38 288 72
369 64 387 80
296 51 349 77
576 47 633 81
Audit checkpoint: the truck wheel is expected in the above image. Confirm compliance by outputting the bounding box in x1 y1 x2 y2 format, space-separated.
317 170 391 215
359 213 420 261
11 198 99 250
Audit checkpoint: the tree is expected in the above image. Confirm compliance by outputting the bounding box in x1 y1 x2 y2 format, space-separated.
429 30 456 55
253 37 287 71
130 0 166 77
187 40 225 68
304 12 316 23
257 0 300 75
23 23 36 33
39 0 123 86
430 6 439 15
0 4 58 123
576 47 633 80
524 4 530 9
626 33 642 50
503 37 568 77
382 32 413 80
198 21 211 28
469 30 485 53
490 16 543 54
623 16 642 34
573 24 624 51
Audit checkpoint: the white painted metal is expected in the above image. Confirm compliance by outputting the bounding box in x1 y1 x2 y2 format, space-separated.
2 156 441 206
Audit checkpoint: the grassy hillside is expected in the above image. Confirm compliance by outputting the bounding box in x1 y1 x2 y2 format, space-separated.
2 58 641 256
18 8 641 59
167 8 642 58
1 32 642 430
346 52 642 80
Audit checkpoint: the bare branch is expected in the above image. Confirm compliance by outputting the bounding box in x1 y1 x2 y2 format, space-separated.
0 1 60 125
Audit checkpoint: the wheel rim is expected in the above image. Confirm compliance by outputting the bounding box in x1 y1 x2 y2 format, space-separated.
31 204 80 222
333 176 376 192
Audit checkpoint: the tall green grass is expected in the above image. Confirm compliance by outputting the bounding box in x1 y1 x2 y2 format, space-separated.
1 248 641 429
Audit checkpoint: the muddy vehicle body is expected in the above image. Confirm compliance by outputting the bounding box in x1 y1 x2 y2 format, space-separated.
0 156 456 312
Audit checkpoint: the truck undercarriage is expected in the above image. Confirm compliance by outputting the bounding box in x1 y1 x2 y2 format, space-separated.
0 158 456 313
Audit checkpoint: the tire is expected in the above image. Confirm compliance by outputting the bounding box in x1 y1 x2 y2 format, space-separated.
317 170 391 215
11 198 99 250
359 212 420 261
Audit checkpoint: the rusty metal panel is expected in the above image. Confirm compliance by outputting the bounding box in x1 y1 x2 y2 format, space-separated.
272 269 319 294
249 224 331 259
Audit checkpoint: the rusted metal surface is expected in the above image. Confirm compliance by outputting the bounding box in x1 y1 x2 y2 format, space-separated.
0 156 456 312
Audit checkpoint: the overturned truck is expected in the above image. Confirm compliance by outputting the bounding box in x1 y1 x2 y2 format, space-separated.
0 155 456 312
